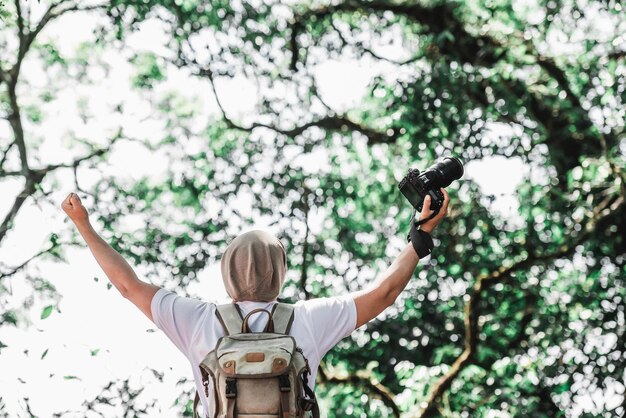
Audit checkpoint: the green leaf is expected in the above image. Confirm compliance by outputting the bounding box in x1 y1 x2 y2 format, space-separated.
40 305 54 320
130 52 166 89
1 311 17 325
41 348 49 360
554 381 570 394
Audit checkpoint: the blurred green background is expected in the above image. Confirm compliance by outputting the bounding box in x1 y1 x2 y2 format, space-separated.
0 0 624 417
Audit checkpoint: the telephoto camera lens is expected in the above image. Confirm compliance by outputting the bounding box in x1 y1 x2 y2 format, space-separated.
429 156 464 188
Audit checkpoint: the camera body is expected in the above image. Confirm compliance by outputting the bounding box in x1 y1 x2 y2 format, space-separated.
398 156 464 215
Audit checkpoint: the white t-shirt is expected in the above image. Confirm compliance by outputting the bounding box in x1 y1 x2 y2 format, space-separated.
151 288 357 416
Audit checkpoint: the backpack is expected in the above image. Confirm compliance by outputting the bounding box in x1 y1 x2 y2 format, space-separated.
193 302 321 418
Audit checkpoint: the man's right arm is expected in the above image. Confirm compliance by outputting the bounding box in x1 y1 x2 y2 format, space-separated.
351 243 420 328
61 192 161 322
351 189 450 329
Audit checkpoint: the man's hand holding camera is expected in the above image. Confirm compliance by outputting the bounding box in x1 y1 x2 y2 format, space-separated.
417 188 450 234
398 156 462 259
405 188 450 259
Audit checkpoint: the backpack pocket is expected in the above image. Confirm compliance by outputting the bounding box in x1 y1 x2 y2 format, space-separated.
238 415 278 418
235 377 282 414
238 415 279 418
216 334 296 377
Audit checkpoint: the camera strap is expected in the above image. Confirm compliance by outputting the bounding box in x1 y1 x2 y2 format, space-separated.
413 210 438 227
407 217 434 258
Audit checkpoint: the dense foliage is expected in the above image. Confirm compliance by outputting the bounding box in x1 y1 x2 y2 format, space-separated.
1 0 624 416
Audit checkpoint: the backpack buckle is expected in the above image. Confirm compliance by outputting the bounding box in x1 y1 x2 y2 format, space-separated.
279 374 291 392
225 378 237 398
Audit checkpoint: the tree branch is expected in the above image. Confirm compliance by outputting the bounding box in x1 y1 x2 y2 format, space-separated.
361 45 421 66
41 134 121 173
329 19 421 66
535 54 582 109
0 174 42 243
0 141 16 171
166 38 398 145
0 136 120 245
14 0 25 37
300 189 311 300
318 362 401 417
607 49 625 61
10 1 107 81
12 0 56 79
197 59 397 144
0 240 81 280
23 2 108 56
7 74 29 174
289 1 501 71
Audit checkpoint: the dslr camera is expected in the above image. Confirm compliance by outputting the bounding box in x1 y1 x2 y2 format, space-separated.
398 156 464 217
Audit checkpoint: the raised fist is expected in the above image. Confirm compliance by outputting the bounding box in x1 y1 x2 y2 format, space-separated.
61 192 89 224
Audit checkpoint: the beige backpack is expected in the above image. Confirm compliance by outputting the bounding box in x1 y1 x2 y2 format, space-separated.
193 302 320 418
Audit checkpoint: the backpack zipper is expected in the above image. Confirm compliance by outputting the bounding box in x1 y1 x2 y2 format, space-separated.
199 366 210 397
295 346 311 374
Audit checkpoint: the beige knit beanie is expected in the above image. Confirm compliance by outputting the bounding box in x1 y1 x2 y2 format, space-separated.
220 230 287 302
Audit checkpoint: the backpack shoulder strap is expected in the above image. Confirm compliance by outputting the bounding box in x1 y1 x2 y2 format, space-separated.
271 303 295 335
215 303 244 336
193 391 201 418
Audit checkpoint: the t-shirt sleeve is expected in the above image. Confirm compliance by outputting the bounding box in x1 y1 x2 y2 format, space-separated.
150 288 209 357
299 294 357 357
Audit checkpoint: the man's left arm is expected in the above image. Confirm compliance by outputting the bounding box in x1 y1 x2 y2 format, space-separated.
61 192 160 322
351 243 419 329
351 189 450 329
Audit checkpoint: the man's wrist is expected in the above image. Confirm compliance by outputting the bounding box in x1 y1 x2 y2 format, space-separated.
408 222 434 258
74 219 93 233
420 225 433 234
